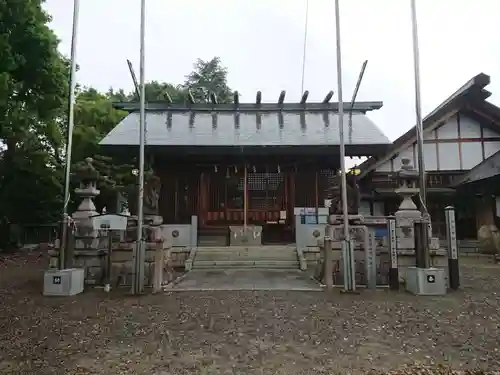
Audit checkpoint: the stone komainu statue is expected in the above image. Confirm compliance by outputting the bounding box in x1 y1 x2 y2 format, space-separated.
327 174 359 215
127 173 162 217
143 174 161 216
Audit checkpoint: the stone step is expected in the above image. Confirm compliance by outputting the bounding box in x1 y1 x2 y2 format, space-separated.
192 245 299 270
198 245 296 251
192 260 299 269
195 253 297 261
198 236 228 247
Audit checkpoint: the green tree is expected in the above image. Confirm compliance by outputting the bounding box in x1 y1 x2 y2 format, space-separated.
183 57 234 103
0 0 69 242
127 81 186 103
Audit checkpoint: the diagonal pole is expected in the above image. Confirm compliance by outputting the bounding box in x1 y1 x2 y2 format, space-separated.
300 0 310 95
60 0 80 270
410 0 426 208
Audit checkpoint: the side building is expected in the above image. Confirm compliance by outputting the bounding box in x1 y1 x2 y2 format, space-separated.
358 73 500 243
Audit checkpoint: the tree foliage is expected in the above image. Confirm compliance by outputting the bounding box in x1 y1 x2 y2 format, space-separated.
0 0 235 250
184 57 233 103
0 0 69 238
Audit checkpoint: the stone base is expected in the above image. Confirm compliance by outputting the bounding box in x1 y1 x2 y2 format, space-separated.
229 226 263 246
303 247 449 287
49 241 175 287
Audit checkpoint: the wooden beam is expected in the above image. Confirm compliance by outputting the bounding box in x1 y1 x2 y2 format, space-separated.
278 112 284 129
162 91 172 104
210 92 218 104
300 112 306 130
166 112 172 129
188 112 196 128
300 90 309 104
187 90 195 104
211 113 217 129
256 113 262 130
323 91 334 103
278 90 286 104
234 113 240 129
322 112 330 127
256 91 262 105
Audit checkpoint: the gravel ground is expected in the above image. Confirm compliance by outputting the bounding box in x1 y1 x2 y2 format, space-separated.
1 251 499 374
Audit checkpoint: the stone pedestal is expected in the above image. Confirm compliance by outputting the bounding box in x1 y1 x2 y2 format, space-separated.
394 158 448 287
229 225 262 246
49 180 109 284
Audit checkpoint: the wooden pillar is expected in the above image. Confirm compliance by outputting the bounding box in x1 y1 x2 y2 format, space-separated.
199 172 208 226
243 164 248 230
174 175 179 222
314 171 319 210
290 169 296 230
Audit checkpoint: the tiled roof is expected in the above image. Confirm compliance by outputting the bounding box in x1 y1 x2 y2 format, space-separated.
455 149 500 185
100 109 390 148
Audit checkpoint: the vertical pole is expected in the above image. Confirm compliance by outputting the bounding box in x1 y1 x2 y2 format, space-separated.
334 0 355 292
388 217 399 290
60 0 80 270
132 0 147 295
410 0 427 207
324 224 334 290
414 221 427 268
243 164 248 233
445 206 460 290
105 231 112 292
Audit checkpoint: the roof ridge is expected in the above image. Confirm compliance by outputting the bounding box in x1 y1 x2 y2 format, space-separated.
357 72 492 179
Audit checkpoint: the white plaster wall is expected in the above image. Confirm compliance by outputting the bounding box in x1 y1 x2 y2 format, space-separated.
485 141 500 158
461 142 483 169
375 113 500 173
460 116 482 138
436 114 459 139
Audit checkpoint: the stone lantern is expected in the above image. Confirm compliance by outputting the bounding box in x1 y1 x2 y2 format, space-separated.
394 157 422 253
395 157 419 211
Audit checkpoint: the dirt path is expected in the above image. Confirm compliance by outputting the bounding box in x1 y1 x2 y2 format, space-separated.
1 251 499 374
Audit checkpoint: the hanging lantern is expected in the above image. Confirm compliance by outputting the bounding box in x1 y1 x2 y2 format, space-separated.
252 165 256 173
214 165 218 173
235 165 238 173
277 164 281 174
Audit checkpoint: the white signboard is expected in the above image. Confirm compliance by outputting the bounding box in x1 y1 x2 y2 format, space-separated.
91 214 128 231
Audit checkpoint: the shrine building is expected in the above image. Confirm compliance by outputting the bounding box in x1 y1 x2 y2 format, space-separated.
358 73 500 247
100 90 391 246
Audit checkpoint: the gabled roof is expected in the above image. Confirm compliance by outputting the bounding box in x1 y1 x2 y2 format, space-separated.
99 101 391 156
358 73 494 178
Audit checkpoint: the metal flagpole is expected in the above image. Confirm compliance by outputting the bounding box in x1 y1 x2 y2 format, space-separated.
132 0 147 295
334 0 355 292
410 0 430 269
410 0 426 208
60 0 80 270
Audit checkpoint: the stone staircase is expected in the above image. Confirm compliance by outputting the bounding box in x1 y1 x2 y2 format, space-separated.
192 245 300 270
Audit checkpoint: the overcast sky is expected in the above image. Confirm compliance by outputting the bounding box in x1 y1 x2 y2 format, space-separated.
44 0 500 143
